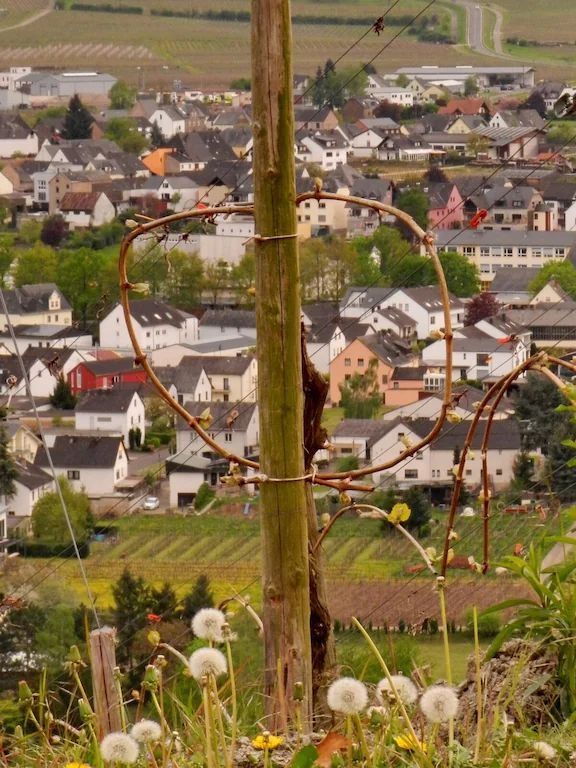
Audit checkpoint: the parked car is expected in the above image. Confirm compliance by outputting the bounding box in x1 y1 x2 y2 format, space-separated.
142 496 160 510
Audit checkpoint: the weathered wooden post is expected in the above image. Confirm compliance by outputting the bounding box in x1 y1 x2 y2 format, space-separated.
89 627 122 737
251 0 313 730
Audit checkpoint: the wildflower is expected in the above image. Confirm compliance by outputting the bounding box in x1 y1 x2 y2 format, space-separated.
399 435 413 448
419 685 459 723
446 410 462 424
377 674 418 706
192 608 226 642
327 677 368 715
252 733 284 750
188 647 228 681
65 764 92 768
366 705 388 721
131 719 162 743
100 733 139 764
533 741 557 762
467 555 483 574
388 503 411 525
394 732 427 752
147 613 162 623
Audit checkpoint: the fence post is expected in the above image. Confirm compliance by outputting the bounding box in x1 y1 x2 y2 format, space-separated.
89 626 122 738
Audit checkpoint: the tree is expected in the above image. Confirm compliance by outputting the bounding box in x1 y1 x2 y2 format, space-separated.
150 121 166 149
402 486 431 535
545 422 576 501
521 89 547 118
371 225 412 272
40 215 67 247
61 94 93 140
528 260 576 300
512 450 535 489
181 573 214 620
436 251 480 297
373 99 403 123
394 188 429 233
49 375 77 410
104 117 148 155
35 604 80 669
425 165 449 184
109 79 137 109
56 246 117 329
31 477 92 547
396 74 409 87
0 603 46 671
0 426 17 501
162 249 205 309
467 134 491 158
514 372 567 454
389 252 431 287
464 292 501 326
203 261 230 306
230 77 251 91
0 236 13 287
112 567 151 665
231 251 256 306
338 358 382 416
12 243 58 287
464 76 479 97
150 582 179 622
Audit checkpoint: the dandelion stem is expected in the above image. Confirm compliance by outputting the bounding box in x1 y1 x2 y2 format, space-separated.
472 607 484 764
225 638 237 768
436 580 454 764
202 679 215 768
351 617 430 768
353 713 370 761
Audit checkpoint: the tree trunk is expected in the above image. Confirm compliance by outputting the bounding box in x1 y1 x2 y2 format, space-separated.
251 0 312 730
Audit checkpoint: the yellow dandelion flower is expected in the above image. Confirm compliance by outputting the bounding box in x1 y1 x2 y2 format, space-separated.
252 734 284 750
394 732 427 752
388 503 411 525
65 763 92 768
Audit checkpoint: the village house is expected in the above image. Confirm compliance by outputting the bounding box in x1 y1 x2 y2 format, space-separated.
0 326 93 356
155 358 212 404
4 422 42 463
295 130 349 171
0 112 38 158
99 299 199 352
2 284 72 327
345 177 394 237
68 358 147 394
426 182 465 230
328 332 414 405
34 435 129 497
75 388 146 445
59 191 115 229
331 416 521 492
9 461 54 524
386 366 429 407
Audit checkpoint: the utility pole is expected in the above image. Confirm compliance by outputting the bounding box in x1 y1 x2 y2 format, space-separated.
251 0 313 730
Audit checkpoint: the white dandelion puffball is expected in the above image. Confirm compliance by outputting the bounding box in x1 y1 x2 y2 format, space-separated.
131 718 162 743
192 607 226 642
419 685 459 723
533 741 557 762
100 732 139 764
377 674 418 705
189 647 228 681
327 677 368 715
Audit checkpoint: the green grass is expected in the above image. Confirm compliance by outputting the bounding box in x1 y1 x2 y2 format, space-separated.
322 406 344 434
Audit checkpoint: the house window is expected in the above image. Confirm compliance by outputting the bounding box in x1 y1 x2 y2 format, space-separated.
496 468 503 476
393 381 399 389
344 358 351 367
68 470 80 480
225 433 232 442
404 469 418 479
223 377 229 391
357 358 365 367
97 416 112 423
382 374 388 384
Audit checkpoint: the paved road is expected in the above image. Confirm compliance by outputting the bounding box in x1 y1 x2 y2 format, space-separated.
453 0 509 60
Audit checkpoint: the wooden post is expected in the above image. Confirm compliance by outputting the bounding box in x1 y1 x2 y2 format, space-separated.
89 627 122 738
251 0 313 730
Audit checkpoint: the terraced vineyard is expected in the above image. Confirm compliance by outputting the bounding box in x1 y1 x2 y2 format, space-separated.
8 505 566 615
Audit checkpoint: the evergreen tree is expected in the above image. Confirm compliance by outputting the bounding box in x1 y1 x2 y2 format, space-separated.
0 426 17 500
181 574 214 619
112 567 151 665
402 486 431 535
150 121 166 149
62 95 94 140
150 581 178 622
50 375 77 410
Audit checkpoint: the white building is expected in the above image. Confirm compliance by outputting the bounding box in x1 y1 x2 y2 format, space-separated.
99 299 199 353
75 389 146 445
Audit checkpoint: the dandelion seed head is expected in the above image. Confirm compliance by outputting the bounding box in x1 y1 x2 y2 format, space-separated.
130 719 162 743
188 647 228 681
327 677 368 714
377 674 418 706
419 685 459 723
100 732 139 764
192 608 226 642
533 741 557 762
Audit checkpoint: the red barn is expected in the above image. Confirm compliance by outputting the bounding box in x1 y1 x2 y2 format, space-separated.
68 358 147 394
